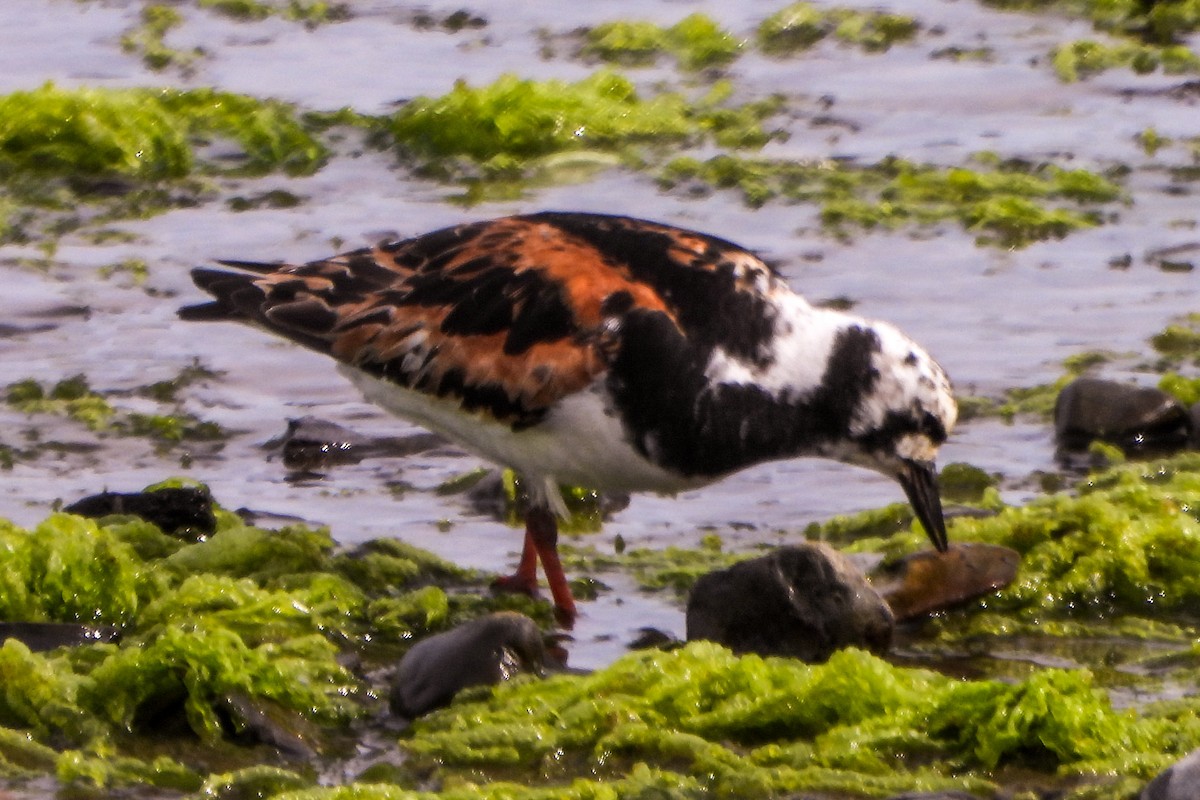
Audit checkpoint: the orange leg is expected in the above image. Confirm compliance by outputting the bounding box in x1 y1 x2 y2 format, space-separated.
491 506 577 627
492 528 539 595
526 506 577 627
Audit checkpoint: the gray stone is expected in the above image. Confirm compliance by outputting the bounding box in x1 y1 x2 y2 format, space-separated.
390 612 548 718
1142 747 1200 800
686 543 893 662
267 415 443 472
1054 377 1190 453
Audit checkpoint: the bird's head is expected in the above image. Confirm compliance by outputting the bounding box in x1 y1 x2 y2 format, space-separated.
819 320 957 552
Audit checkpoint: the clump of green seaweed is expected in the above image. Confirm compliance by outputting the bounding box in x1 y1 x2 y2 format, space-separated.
583 14 742 71
982 0 1200 80
1052 38 1200 81
578 6 918 72
757 2 921 54
120 4 199 73
985 0 1200 46
0 83 328 244
389 71 781 179
0 83 325 180
198 0 349 25
290 642 1184 800
658 152 1124 247
5 373 224 452
943 453 1200 630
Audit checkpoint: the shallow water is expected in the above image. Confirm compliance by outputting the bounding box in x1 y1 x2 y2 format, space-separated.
1 0 1199 671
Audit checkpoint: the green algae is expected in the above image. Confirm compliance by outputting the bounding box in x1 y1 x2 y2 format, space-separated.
82 624 361 740
389 71 780 178
6 375 115 431
0 81 327 180
981 0 1200 80
0 513 149 626
97 257 150 285
3 470 1200 799
916 453 1200 639
0 84 192 181
377 642 1176 799
120 4 199 73
1160 372 1200 405
201 765 312 797
1151 313 1200 364
583 14 742 71
985 0 1200 46
6 373 226 450
0 641 98 744
757 2 920 54
200 0 349 25
659 153 1122 247
0 83 328 244
563 534 751 598
1052 38 1200 81
0 483 568 796
937 462 999 504
57 749 203 793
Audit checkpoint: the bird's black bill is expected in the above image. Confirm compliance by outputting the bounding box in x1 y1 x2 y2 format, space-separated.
898 459 949 553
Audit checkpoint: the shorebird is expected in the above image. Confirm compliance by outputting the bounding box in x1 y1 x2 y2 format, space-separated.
180 212 956 624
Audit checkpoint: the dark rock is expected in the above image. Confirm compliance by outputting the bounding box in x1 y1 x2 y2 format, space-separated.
0 621 120 651
65 486 216 540
1191 402 1200 449
1054 377 1191 453
871 542 1020 622
265 416 443 473
627 627 681 651
218 691 319 760
685 544 893 662
1142 747 1200 800
390 612 549 718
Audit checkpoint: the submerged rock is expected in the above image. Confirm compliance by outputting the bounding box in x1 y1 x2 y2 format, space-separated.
0 621 120 651
266 416 443 473
65 486 216 539
219 691 320 760
1054 377 1191 453
390 612 550 718
871 542 1020 621
685 543 893 662
1142 747 1200 800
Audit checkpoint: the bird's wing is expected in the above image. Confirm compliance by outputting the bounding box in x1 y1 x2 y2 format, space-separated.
180 212 783 426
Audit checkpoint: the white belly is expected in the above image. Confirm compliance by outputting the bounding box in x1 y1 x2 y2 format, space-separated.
341 367 706 499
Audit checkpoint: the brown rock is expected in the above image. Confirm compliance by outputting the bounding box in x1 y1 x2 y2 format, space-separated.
871 542 1019 621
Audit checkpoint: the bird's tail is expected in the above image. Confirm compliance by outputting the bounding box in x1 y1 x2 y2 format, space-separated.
177 261 279 322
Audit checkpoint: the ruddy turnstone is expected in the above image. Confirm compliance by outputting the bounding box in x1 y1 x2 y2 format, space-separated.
180 212 956 624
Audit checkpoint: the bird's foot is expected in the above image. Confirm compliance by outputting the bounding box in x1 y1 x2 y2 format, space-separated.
491 572 540 597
